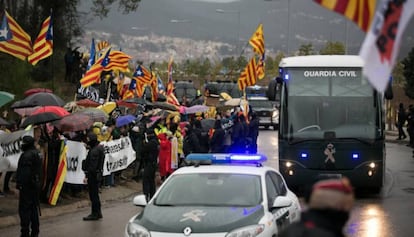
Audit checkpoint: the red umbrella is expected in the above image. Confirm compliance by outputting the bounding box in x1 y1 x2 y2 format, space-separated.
31 106 70 117
76 99 100 107
24 88 53 97
55 113 94 132
116 100 137 109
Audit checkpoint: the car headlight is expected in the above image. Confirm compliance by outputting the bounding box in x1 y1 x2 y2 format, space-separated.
272 110 279 118
225 224 265 237
126 222 151 237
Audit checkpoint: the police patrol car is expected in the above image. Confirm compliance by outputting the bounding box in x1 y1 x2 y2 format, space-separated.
125 154 301 237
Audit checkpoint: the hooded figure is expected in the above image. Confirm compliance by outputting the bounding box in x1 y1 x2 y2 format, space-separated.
16 135 42 237
82 132 105 221
279 178 354 237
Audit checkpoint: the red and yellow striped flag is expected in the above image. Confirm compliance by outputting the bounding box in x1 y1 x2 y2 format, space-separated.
238 57 257 91
48 140 67 206
0 11 32 61
97 40 110 51
256 56 265 80
249 23 265 56
80 48 111 87
166 57 180 106
104 50 131 72
150 72 158 102
313 0 376 32
28 13 53 65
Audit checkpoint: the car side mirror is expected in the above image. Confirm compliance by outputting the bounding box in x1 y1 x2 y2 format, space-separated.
133 194 148 207
270 196 292 211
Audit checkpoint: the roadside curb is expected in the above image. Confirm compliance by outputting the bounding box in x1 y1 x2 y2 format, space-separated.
0 180 141 229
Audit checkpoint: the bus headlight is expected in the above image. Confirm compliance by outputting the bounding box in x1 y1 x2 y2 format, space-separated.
286 161 292 168
369 162 376 169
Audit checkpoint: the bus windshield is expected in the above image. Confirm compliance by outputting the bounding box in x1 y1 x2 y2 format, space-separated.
283 67 379 141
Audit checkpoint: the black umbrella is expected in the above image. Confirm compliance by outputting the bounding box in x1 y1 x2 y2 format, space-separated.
0 117 9 126
124 97 149 105
20 112 61 128
150 101 178 111
14 92 65 108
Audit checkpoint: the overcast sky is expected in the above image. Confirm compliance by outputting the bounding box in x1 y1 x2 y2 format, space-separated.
83 0 414 56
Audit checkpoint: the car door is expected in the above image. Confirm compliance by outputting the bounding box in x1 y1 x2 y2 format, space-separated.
265 172 291 231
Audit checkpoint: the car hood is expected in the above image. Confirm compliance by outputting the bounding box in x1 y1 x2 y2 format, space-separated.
133 204 264 233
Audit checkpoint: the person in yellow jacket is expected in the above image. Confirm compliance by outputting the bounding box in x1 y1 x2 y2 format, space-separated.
154 118 168 136
169 122 183 166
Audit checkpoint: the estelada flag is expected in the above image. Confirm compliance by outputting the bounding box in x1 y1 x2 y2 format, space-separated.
313 0 376 32
28 13 53 65
0 11 32 61
359 0 414 92
80 48 111 87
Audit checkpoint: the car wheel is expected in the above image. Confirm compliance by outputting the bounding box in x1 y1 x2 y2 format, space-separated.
273 125 278 130
265 125 269 130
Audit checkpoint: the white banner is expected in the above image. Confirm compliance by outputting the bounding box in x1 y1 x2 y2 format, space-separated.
0 129 33 172
64 140 87 184
359 0 414 92
102 136 136 176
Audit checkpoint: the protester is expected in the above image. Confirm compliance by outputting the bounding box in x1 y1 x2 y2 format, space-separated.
82 132 105 221
141 128 159 201
247 112 259 154
16 135 42 237
396 102 407 140
279 177 355 237
209 118 225 153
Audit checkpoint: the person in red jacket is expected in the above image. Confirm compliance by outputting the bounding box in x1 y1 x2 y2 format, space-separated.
157 132 172 181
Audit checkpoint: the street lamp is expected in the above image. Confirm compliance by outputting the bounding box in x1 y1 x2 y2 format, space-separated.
215 8 240 53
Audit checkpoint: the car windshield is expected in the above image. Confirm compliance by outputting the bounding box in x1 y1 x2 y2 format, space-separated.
249 100 274 109
155 173 262 206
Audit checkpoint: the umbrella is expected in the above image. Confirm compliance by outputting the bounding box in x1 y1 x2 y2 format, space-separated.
77 108 109 123
24 88 53 97
14 92 65 108
150 101 178 111
0 117 9 126
124 97 149 105
116 100 137 109
97 102 117 114
224 98 242 106
116 114 137 127
31 106 70 117
184 105 209 114
0 91 15 107
76 98 100 107
20 112 61 128
56 113 94 132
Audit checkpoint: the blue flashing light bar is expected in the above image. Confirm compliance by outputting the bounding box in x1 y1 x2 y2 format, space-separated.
186 153 267 164
352 153 359 159
300 153 308 159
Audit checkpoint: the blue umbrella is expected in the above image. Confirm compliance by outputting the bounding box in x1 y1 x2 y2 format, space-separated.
116 114 137 127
